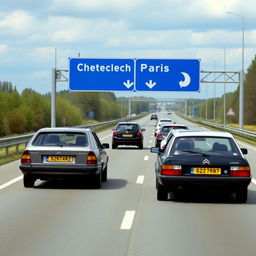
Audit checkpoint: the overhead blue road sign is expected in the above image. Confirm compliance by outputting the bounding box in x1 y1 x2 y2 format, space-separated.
69 58 135 91
135 59 200 92
69 58 200 92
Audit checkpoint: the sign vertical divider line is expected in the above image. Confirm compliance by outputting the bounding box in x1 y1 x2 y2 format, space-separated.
134 58 136 91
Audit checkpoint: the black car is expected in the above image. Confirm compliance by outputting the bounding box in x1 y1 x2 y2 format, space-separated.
151 130 251 202
112 122 145 149
151 113 158 120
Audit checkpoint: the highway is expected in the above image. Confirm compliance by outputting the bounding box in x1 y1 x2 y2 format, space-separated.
1 113 256 256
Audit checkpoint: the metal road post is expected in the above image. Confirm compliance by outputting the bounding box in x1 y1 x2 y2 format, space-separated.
51 68 56 127
239 70 244 129
226 12 244 128
128 98 131 117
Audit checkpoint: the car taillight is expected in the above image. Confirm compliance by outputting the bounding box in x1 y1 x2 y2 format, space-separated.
87 152 97 165
157 133 163 138
161 165 182 176
137 131 142 136
230 166 251 177
21 150 31 164
113 131 117 136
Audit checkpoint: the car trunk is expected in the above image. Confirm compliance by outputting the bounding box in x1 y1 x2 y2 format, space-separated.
164 155 247 177
28 146 91 165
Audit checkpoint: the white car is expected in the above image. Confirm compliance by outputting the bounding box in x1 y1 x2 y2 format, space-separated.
159 125 189 149
154 118 174 136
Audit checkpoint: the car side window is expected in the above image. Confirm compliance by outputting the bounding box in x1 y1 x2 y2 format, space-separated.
92 131 103 149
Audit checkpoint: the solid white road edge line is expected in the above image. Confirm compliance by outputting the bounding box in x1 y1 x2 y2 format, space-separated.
136 175 145 184
0 175 23 190
120 211 136 230
144 156 149 161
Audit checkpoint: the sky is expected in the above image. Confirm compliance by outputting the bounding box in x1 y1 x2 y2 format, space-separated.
0 0 255 99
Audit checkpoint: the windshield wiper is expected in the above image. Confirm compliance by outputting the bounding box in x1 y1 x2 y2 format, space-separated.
182 150 209 157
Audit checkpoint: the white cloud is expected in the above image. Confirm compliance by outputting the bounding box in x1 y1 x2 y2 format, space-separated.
0 11 35 35
51 0 146 13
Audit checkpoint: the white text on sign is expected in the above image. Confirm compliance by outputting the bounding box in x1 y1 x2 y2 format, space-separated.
77 63 132 72
140 64 170 72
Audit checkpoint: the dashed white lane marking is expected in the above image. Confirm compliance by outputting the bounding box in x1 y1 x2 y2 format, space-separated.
101 134 112 140
120 211 136 230
149 140 152 143
0 175 23 190
136 175 145 184
144 156 149 161
252 178 256 185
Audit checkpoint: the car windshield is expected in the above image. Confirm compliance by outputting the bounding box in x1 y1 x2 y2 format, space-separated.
32 132 88 147
170 136 240 156
116 124 139 131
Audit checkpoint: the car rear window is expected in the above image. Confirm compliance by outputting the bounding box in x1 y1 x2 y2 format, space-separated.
116 124 139 131
32 132 88 147
160 126 188 133
170 136 240 156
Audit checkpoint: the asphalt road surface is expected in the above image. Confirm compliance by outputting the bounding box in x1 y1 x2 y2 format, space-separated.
1 113 256 256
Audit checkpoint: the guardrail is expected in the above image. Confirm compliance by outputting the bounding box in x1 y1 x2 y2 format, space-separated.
0 114 146 157
181 114 256 140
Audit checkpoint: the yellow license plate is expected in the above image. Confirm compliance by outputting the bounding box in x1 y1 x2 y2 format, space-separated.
123 134 133 137
192 167 221 175
47 156 73 162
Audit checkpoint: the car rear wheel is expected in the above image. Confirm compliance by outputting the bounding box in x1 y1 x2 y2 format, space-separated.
23 175 35 188
94 172 102 188
102 165 107 182
235 187 248 203
138 143 143 149
112 143 117 149
157 185 168 201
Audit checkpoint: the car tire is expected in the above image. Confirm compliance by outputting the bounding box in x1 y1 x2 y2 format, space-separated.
94 172 102 188
157 185 168 201
235 187 248 203
138 143 143 149
112 143 117 149
23 175 35 188
102 165 107 182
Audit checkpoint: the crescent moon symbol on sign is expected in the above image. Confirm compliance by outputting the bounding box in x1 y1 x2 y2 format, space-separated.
179 72 191 87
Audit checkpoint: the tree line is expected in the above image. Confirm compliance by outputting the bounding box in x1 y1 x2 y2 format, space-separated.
0 85 149 136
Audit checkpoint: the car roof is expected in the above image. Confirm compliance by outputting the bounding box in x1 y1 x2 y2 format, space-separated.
171 130 234 138
35 127 91 133
159 118 172 122
161 123 187 128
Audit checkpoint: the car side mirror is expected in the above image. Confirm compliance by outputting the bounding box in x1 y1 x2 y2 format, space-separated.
241 148 248 155
150 147 160 154
102 143 110 149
